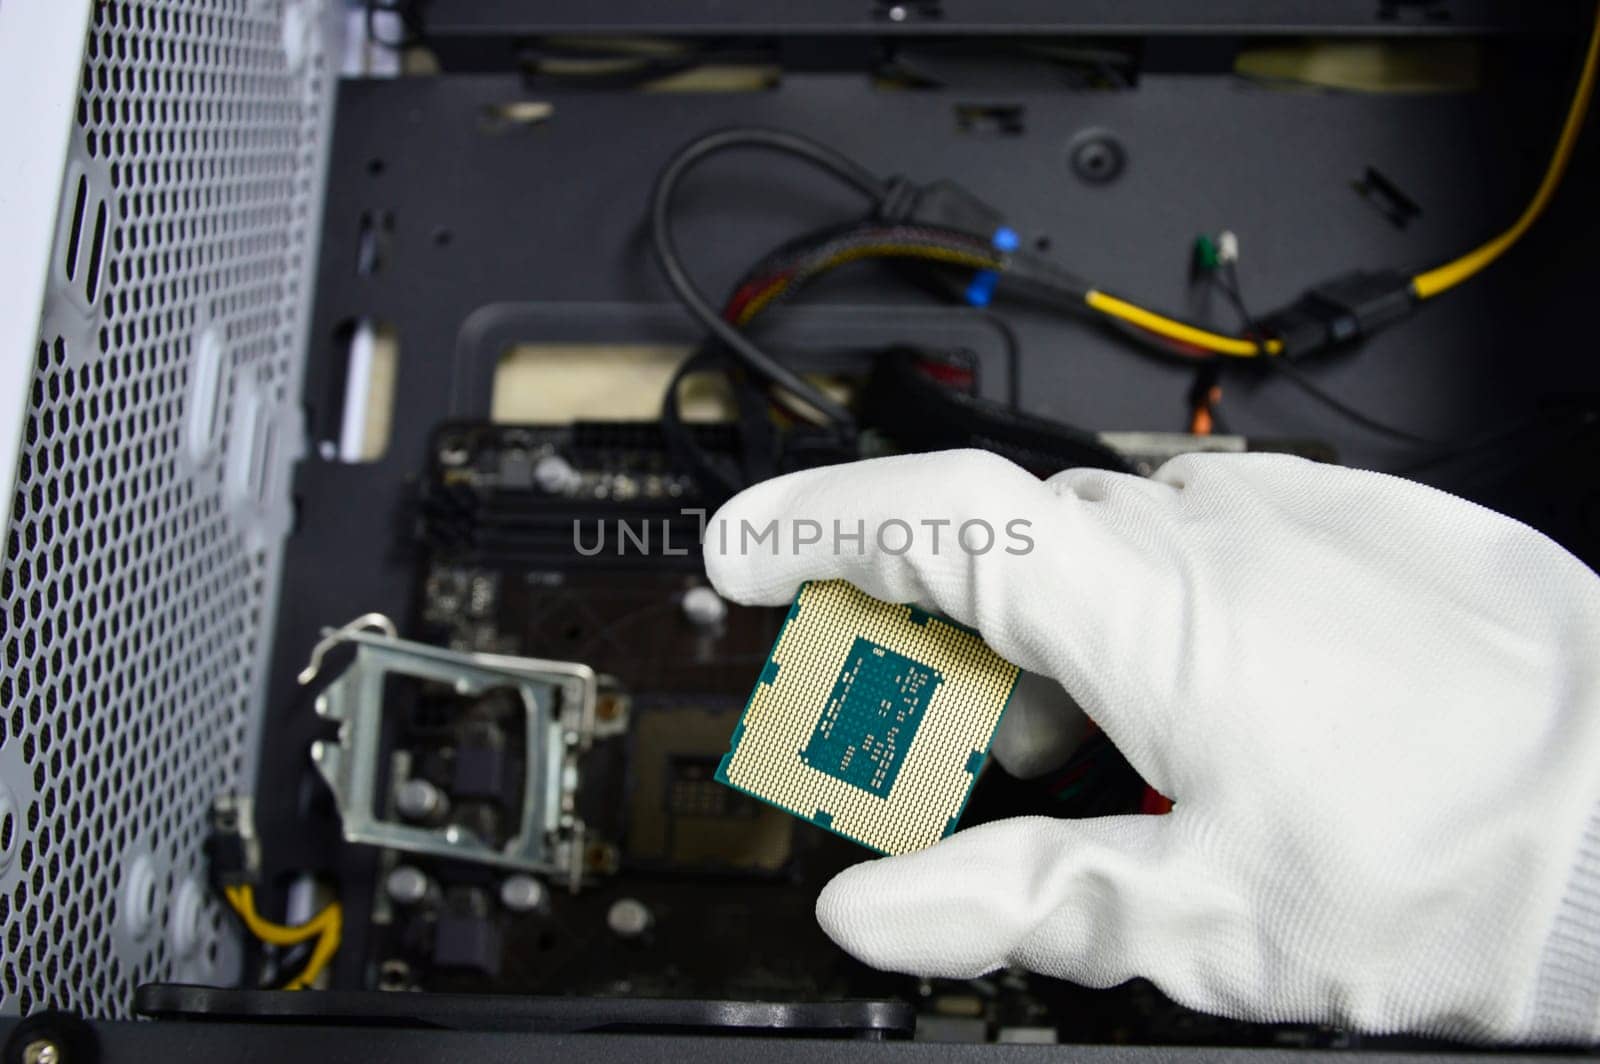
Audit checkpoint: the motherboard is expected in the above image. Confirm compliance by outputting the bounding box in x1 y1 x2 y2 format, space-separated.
291 419 1360 1046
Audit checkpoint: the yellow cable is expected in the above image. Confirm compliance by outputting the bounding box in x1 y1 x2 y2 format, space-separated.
224 884 342 989
740 22 1600 359
1084 290 1283 358
1411 0 1600 299
1093 2 1597 351
224 886 331 945
737 241 1282 357
283 906 342 990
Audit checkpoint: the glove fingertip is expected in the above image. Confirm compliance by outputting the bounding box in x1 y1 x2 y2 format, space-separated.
702 539 794 607
815 841 1019 980
701 487 803 606
816 861 938 975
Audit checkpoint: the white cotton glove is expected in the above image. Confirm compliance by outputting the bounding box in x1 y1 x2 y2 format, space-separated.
703 449 1600 1043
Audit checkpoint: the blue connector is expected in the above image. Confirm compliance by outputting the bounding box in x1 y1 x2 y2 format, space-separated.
964 272 999 307
964 226 1021 307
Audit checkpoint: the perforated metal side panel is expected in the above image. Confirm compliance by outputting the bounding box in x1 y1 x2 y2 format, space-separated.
0 0 336 1018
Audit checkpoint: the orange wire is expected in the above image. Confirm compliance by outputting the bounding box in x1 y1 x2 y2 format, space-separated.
1188 385 1222 435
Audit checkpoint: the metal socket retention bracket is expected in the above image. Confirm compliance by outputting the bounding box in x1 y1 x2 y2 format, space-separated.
303 615 597 875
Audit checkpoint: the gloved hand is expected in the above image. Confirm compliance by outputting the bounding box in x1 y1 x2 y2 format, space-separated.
704 449 1600 1042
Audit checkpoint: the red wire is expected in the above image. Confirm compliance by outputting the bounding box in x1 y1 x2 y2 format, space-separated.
1140 787 1174 815
1136 325 1215 360
914 360 976 390
723 272 791 323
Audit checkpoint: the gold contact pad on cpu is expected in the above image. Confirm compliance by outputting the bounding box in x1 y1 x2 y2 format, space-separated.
717 579 1020 855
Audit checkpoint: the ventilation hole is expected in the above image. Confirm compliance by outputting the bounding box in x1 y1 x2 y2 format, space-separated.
84 198 109 302
65 175 90 282
954 103 1025 136
355 210 387 275
1353 165 1423 230
324 319 398 462
249 417 278 504
478 100 554 132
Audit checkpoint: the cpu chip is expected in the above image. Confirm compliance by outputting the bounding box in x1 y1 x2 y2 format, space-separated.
716 580 1020 855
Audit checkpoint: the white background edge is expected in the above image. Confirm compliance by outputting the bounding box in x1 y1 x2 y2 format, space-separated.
0 2 93 546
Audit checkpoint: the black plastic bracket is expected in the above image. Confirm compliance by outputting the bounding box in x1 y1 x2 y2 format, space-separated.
133 984 914 1040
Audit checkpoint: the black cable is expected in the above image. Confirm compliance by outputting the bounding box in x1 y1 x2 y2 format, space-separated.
1264 358 1447 448
717 221 1029 414
268 941 315 991
996 249 1094 309
1215 264 1445 448
1215 263 1585 464
659 346 746 498
651 128 892 430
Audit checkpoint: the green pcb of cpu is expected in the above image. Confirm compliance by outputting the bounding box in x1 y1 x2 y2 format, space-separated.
717 579 1020 855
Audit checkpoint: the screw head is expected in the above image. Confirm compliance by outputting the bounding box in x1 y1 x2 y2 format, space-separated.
23 1039 60 1064
378 958 412 991
1068 130 1126 185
